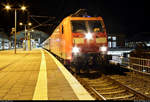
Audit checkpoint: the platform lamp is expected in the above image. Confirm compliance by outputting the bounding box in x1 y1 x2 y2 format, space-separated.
19 22 32 51
5 4 27 54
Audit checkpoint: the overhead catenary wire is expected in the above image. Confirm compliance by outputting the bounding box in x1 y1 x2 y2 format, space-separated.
29 16 56 30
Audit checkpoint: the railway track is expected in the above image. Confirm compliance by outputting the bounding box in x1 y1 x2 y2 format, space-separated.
110 71 150 97
48 51 150 100
70 68 150 100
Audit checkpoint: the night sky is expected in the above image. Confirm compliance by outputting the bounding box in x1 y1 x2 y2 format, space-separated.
0 0 149 38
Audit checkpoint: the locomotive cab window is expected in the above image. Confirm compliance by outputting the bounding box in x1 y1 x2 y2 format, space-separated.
88 20 103 33
71 21 87 33
71 20 104 33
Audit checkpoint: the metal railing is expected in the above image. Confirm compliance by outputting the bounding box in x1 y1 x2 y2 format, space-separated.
121 57 150 75
109 55 150 75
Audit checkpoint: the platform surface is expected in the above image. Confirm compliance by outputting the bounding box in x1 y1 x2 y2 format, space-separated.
0 49 94 100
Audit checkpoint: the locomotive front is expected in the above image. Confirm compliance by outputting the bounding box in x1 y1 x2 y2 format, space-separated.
70 17 108 67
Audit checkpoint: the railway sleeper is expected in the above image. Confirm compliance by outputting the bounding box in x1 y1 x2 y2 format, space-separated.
87 80 109 85
95 85 119 90
83 77 109 81
100 89 126 95
90 82 113 87
105 93 134 100
82 78 108 82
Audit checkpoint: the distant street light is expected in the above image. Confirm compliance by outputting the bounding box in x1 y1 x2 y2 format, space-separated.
28 22 32 26
19 22 32 51
19 22 23 26
5 5 11 10
21 6 26 11
4 4 27 54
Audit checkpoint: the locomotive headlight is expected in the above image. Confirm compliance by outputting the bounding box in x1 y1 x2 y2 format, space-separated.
85 32 93 40
72 46 80 54
100 46 107 52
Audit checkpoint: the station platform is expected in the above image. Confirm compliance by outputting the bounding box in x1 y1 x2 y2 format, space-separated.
0 49 94 100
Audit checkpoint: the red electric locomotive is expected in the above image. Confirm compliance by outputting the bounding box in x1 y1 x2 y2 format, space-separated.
43 9 108 73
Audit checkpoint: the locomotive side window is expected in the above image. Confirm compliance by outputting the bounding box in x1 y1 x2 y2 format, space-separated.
71 21 87 33
62 25 64 34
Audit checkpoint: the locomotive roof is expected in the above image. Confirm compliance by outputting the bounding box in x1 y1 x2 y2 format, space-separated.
63 16 103 21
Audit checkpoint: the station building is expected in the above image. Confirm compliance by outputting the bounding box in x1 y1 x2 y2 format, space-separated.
107 33 126 48
0 26 10 50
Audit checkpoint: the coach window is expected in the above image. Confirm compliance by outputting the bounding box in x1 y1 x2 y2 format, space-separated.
62 25 64 34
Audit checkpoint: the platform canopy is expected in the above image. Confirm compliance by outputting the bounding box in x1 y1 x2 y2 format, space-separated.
11 29 49 43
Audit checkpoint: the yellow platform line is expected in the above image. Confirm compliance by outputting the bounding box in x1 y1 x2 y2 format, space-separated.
45 50 95 100
32 50 48 100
